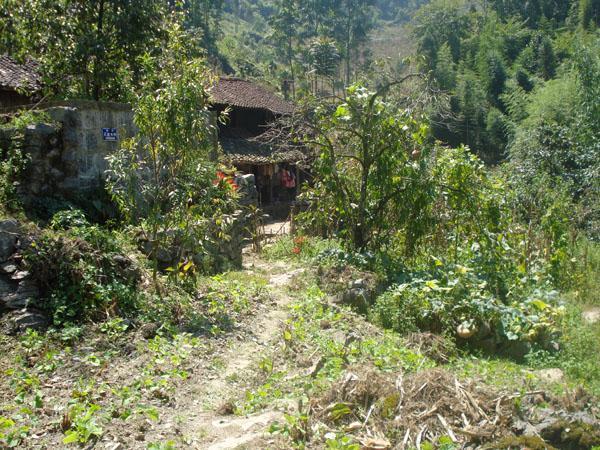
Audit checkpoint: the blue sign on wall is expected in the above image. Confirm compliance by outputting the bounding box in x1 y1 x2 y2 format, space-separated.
102 128 118 141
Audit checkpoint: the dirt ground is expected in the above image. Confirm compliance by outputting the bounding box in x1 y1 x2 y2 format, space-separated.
1 251 599 449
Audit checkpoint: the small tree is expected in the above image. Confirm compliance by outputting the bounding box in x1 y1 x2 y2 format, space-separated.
106 22 236 282
307 37 340 96
298 82 434 253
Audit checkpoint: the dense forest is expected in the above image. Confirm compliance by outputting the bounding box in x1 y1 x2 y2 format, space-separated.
0 0 599 449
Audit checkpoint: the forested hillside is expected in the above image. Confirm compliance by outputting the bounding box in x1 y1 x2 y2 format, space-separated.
1 1 599 449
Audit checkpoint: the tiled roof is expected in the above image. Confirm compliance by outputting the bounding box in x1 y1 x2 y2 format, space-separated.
0 55 42 93
212 77 294 115
220 137 306 165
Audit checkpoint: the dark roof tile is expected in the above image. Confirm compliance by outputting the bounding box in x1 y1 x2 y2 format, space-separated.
212 77 294 115
0 55 42 93
220 137 306 165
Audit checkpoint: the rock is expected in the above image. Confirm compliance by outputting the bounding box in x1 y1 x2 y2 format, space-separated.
0 229 17 262
361 437 391 450
111 254 140 282
582 307 600 325
3 279 39 309
331 330 347 345
513 418 540 436
503 340 531 360
0 308 49 334
0 219 19 234
332 284 371 313
235 174 258 205
539 419 600 449
535 368 564 383
0 263 17 274
138 322 160 340
478 337 497 354
0 277 18 305
350 279 366 289
10 270 29 281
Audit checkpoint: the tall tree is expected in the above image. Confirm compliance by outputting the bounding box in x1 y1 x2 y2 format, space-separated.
308 37 340 95
0 0 166 101
298 82 433 252
332 0 376 86
180 0 224 58
580 0 600 29
269 0 301 98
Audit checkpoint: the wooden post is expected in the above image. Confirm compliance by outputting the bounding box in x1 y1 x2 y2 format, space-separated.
269 165 274 204
209 111 219 162
294 164 300 198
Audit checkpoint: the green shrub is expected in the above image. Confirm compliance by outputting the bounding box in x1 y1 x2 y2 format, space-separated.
371 261 563 348
24 227 140 326
526 304 600 395
49 209 90 230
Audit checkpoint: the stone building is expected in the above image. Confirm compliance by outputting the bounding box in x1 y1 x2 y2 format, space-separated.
0 55 42 108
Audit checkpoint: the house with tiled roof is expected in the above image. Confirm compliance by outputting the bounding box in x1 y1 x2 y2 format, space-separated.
0 55 42 108
211 77 308 208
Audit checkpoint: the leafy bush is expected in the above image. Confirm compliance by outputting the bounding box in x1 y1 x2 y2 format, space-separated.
372 261 563 349
24 224 140 326
526 303 600 396
0 111 54 213
106 26 239 279
49 209 90 230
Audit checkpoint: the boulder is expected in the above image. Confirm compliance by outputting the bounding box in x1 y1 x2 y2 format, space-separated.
0 262 17 274
535 368 564 384
3 278 39 309
331 278 377 314
0 308 49 334
582 307 600 325
0 277 17 303
0 219 19 234
0 219 20 263
235 174 258 205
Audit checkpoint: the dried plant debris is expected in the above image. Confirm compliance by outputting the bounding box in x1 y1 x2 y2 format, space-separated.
306 367 600 449
405 332 457 363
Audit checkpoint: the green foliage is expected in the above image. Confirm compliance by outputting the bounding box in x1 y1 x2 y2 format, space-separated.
24 217 139 326
509 38 600 238
263 235 343 262
0 0 168 101
62 403 103 444
411 0 583 162
106 24 238 279
49 209 89 230
0 110 52 213
372 262 563 347
298 83 433 253
580 0 600 29
0 134 29 213
526 303 600 396
181 0 224 57
147 442 177 450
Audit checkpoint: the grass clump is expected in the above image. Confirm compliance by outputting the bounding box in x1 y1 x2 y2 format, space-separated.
263 235 343 262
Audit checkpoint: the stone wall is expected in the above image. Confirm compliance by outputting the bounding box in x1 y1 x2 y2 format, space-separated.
44 101 135 193
0 100 135 218
0 219 47 334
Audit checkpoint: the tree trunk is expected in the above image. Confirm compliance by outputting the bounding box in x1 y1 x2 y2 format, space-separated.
288 37 296 100
345 1 352 86
92 0 105 101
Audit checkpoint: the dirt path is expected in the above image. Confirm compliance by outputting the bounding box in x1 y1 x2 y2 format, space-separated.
140 257 304 449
